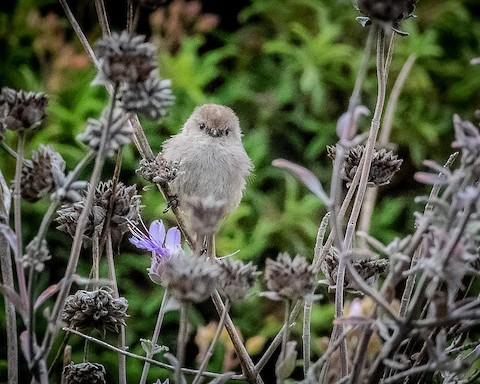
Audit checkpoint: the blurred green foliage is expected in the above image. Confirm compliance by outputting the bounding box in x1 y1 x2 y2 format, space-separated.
1 0 480 382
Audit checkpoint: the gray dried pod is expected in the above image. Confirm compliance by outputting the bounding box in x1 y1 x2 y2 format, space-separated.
94 31 157 85
321 247 388 290
218 258 260 301
78 107 133 157
62 287 128 333
118 74 174 120
138 156 178 184
63 362 107 384
20 145 65 202
265 252 316 301
0 87 48 131
161 254 220 303
56 180 141 244
22 237 51 272
328 145 402 187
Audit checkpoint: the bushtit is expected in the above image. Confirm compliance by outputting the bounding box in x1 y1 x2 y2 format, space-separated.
160 104 253 252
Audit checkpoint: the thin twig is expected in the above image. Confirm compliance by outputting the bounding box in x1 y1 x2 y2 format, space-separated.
0 168 18 383
176 303 188 384
192 299 230 384
94 0 111 36
139 288 170 384
63 327 245 380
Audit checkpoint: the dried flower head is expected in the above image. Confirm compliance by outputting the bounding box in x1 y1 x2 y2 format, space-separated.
94 31 157 85
139 155 178 184
218 258 260 301
22 237 51 272
63 362 107 384
118 74 174 120
62 287 128 333
161 254 220 302
78 107 133 157
184 196 228 238
321 247 388 291
0 87 48 131
356 0 417 34
56 180 141 244
20 145 65 202
328 145 402 187
264 252 316 301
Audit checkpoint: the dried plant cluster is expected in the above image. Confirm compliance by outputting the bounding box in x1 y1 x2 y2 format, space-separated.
1 0 480 384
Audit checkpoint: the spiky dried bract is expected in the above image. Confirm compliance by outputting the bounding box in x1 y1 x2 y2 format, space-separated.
356 0 417 34
184 196 228 238
0 87 47 131
20 145 65 202
218 259 260 301
329 145 402 187
118 75 174 120
139 155 178 184
62 287 128 333
78 108 133 157
321 247 388 290
265 252 316 301
94 31 157 85
63 362 107 384
56 180 141 244
161 254 220 303
22 237 51 272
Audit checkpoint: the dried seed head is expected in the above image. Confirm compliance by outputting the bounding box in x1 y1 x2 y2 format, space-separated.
265 252 316 301
329 145 402 187
56 180 141 244
184 196 228 238
321 247 388 291
218 259 260 301
0 87 47 132
62 287 128 333
139 155 178 184
161 254 220 303
20 145 65 202
118 75 174 120
94 31 157 85
356 0 417 34
63 362 107 384
22 237 51 272
78 108 133 157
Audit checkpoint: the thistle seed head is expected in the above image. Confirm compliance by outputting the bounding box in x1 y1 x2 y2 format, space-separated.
78 108 133 157
22 237 51 272
218 259 260 301
94 31 157 85
62 287 128 333
265 252 316 301
118 75 174 120
20 145 65 202
56 180 141 244
161 254 220 303
63 362 107 384
0 87 48 132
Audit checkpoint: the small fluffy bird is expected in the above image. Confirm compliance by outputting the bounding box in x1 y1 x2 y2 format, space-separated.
160 104 253 252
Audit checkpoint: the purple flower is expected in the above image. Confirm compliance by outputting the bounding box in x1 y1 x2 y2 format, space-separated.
129 219 180 256
129 220 182 284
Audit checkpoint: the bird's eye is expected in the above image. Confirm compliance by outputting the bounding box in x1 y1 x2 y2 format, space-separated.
199 123 205 130
225 128 229 136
